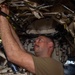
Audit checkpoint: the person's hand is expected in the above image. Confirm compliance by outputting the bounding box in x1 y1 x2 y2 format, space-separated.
0 4 9 15
0 4 9 32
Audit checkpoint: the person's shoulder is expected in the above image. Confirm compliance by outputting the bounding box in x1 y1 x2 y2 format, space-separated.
32 55 62 65
49 58 62 65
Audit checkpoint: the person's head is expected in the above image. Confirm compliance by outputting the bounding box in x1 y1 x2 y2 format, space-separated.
34 35 55 57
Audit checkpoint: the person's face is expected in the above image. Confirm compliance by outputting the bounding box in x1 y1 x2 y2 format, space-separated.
34 36 50 56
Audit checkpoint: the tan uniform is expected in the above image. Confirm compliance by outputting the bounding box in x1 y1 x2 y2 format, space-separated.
32 56 64 75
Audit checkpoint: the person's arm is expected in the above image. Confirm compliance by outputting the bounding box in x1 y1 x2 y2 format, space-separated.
9 25 25 51
0 5 35 73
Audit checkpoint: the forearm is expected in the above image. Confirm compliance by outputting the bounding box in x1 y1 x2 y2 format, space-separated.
9 24 25 51
0 16 22 59
0 5 24 51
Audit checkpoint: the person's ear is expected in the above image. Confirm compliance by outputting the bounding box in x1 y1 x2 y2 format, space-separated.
48 42 53 48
